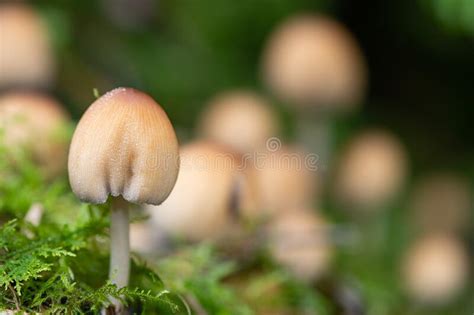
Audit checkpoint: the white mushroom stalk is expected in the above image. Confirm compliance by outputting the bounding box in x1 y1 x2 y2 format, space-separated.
68 87 179 311
295 115 332 174
109 197 130 288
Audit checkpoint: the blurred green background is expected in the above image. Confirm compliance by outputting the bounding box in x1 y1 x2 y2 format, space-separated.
34 0 473 174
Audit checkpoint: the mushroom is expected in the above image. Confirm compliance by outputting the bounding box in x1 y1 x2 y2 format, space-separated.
266 209 333 282
250 144 319 218
333 129 407 213
147 140 257 242
262 14 366 109
0 3 54 88
0 91 70 178
68 88 179 304
129 221 166 257
401 233 469 305
198 90 279 154
410 172 471 233
261 14 367 172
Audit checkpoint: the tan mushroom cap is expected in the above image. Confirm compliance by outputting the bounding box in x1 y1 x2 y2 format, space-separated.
401 233 469 304
68 87 179 205
251 145 319 218
334 130 407 210
266 209 332 281
262 14 366 111
0 3 54 88
410 172 472 233
198 91 279 154
147 140 257 242
0 91 70 177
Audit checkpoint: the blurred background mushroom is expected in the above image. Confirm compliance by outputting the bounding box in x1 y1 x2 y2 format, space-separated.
332 129 408 214
261 14 367 173
401 233 469 306
0 91 70 178
265 209 333 282
262 14 366 110
130 221 167 257
250 144 320 219
198 90 279 155
147 141 257 243
0 3 55 89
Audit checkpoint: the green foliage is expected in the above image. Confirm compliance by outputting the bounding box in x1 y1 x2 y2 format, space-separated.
157 245 254 315
0 212 183 314
420 0 474 35
245 269 333 315
153 243 336 315
0 144 184 314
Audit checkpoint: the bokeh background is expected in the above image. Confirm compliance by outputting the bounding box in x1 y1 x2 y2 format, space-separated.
1 0 473 314
4 0 473 171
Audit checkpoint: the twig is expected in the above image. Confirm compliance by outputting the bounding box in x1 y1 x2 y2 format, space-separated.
8 283 20 311
184 294 208 315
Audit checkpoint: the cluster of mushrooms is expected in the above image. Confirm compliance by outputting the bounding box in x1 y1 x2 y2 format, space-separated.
0 3 471 314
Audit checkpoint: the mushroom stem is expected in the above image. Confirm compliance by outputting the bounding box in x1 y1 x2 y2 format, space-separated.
296 113 332 178
109 196 130 289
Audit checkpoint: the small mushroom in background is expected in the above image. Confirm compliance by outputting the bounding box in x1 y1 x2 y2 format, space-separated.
261 14 367 172
262 14 366 110
24 203 44 227
23 203 45 239
198 90 279 155
248 144 319 219
332 129 408 213
147 140 258 243
130 221 167 257
410 172 472 234
266 209 333 282
68 87 179 311
401 233 469 305
0 3 55 88
0 91 71 178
